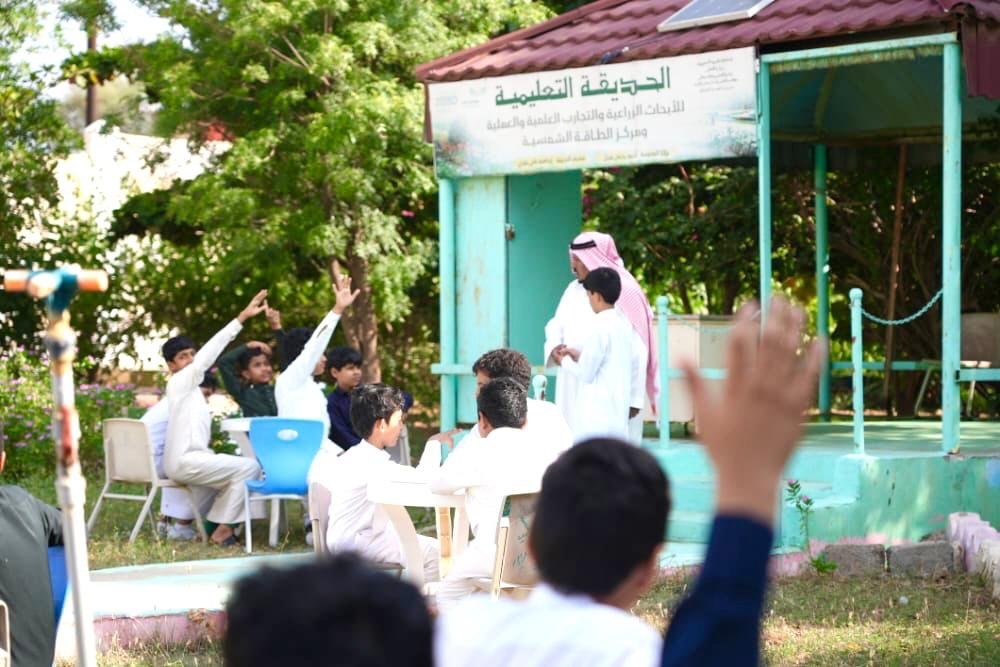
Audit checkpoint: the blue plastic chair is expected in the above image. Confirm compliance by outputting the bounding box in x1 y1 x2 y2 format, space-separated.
48 546 67 624
244 417 324 553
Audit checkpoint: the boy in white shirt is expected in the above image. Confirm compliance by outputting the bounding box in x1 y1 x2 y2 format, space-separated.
274 270 358 485
552 267 633 441
325 383 440 581
431 377 557 609
163 290 268 546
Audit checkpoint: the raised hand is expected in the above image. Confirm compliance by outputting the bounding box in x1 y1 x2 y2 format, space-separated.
681 296 825 525
247 340 273 357
237 289 269 324
331 262 360 315
265 305 282 330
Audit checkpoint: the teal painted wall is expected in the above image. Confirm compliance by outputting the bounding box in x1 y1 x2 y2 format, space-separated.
506 171 582 366
455 177 507 422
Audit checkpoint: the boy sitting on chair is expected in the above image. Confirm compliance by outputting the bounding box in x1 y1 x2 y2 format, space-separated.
163 291 269 546
325 384 440 582
275 270 358 484
431 377 557 610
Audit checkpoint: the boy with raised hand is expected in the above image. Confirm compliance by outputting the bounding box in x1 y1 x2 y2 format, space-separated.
436 296 823 667
276 269 359 483
325 384 440 582
163 290 269 546
432 376 557 610
217 340 278 417
552 267 634 441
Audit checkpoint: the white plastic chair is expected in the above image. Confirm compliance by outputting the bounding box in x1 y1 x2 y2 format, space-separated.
490 492 540 599
87 419 207 543
0 599 9 667
308 480 332 556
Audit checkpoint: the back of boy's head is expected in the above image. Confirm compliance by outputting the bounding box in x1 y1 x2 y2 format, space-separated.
531 438 669 597
472 348 532 390
200 371 219 392
326 346 362 374
477 377 527 430
280 327 313 367
162 336 195 363
582 267 622 305
350 383 405 439
237 346 269 373
223 552 432 667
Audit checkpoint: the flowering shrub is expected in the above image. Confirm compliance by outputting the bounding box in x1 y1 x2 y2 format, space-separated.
0 348 140 480
785 479 837 574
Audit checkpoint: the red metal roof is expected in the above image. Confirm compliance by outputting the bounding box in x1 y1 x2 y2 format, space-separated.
416 0 1000 98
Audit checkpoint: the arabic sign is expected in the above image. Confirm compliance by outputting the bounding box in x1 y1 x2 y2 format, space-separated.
428 47 757 178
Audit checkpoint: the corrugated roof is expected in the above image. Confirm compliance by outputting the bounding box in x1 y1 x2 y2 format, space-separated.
416 0 1000 87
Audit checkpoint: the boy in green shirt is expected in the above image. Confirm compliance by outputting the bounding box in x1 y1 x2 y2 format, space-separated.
218 342 278 417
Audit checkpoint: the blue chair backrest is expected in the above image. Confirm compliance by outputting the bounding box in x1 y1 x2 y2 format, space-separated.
248 417 324 495
48 546 67 623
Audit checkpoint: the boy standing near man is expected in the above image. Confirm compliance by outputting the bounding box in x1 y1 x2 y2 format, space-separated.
163 290 269 546
325 383 440 582
552 267 633 441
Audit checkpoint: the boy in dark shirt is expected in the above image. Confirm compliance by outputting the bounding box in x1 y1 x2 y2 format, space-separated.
325 347 364 450
218 342 278 417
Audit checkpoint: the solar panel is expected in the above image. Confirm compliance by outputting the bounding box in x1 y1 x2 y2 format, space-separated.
657 0 778 33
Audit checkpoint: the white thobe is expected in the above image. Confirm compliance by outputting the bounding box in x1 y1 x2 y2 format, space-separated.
543 280 594 428
430 426 556 608
164 319 261 524
435 583 662 667
325 440 439 581
629 330 649 444
274 310 342 483
458 398 573 458
140 398 193 520
559 308 633 441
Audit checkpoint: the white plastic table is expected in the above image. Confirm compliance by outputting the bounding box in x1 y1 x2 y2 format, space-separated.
366 479 469 587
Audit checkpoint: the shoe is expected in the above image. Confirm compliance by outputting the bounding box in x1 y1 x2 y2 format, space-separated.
156 519 170 537
167 523 197 541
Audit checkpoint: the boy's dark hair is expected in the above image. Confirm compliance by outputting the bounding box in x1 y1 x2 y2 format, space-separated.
472 348 532 390
582 267 622 305
237 346 270 373
200 372 219 392
280 327 313 367
223 552 432 667
477 377 527 430
162 336 195 363
326 346 363 374
530 438 669 597
350 384 405 439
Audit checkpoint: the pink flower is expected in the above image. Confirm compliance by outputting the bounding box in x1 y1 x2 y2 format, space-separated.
401 210 415 218
787 479 798 486
14 441 27 448
802 495 812 503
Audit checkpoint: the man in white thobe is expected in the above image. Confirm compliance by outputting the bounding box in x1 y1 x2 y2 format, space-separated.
431 377 556 609
276 271 359 486
553 269 633 441
325 384 440 581
163 291 268 545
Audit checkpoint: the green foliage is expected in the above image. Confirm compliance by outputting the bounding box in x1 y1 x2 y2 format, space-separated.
786 479 837 574
0 348 139 480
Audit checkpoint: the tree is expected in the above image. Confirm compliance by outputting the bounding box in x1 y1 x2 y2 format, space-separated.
94 0 553 382
60 0 118 125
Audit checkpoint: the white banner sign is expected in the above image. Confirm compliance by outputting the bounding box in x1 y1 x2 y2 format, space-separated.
429 47 758 178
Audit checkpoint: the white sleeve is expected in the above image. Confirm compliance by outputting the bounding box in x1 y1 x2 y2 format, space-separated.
428 445 486 494
280 310 341 387
560 326 606 384
166 319 242 398
543 282 575 367
631 331 647 410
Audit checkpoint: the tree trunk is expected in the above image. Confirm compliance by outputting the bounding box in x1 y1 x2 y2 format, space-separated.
882 144 907 416
85 25 98 127
339 254 382 383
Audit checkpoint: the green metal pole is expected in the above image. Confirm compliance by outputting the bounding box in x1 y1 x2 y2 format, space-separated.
815 144 831 420
757 59 773 320
657 296 670 447
438 179 457 430
941 43 962 454
850 288 865 454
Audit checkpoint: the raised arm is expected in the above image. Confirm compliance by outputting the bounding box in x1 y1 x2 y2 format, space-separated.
218 344 249 401
281 270 359 386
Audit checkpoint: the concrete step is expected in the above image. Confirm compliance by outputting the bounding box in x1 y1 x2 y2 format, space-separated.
670 476 835 513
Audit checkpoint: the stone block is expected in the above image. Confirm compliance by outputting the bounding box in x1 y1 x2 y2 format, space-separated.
964 526 1000 572
947 512 981 542
820 544 885 576
974 540 1000 579
888 541 956 577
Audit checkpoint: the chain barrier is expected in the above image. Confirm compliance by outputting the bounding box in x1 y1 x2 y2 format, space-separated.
860 288 943 326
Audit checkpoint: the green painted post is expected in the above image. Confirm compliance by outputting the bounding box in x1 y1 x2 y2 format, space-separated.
438 179 457 430
850 288 865 454
757 59 773 319
941 42 962 454
815 144 832 420
657 296 670 447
